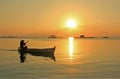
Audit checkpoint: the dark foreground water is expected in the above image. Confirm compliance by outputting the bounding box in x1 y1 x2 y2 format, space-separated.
0 37 120 79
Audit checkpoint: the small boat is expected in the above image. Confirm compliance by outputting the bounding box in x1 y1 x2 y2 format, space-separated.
48 35 56 38
18 46 56 62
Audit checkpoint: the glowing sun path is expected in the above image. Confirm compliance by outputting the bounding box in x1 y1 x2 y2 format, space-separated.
69 37 74 59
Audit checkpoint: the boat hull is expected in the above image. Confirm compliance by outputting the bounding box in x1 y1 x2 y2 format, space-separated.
18 46 56 61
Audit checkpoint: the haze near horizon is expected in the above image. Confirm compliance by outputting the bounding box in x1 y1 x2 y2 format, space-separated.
0 0 120 37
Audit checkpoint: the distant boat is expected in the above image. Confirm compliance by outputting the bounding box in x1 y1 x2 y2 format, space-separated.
18 46 56 61
48 35 56 38
79 35 96 38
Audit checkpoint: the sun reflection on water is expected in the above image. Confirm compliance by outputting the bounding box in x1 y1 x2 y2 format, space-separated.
69 37 74 59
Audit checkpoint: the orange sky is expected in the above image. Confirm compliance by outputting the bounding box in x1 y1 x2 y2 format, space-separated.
0 0 120 37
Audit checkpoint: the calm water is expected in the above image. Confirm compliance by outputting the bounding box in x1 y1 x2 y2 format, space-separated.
0 37 120 79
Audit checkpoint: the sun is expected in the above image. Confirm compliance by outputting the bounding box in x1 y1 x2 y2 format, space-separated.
66 19 77 28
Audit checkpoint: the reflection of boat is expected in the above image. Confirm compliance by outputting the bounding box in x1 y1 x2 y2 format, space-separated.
18 46 56 61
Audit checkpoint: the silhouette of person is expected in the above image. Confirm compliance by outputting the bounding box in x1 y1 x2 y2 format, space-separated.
19 40 28 63
20 40 28 50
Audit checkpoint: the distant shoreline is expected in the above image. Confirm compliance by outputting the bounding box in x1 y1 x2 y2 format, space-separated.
0 36 120 39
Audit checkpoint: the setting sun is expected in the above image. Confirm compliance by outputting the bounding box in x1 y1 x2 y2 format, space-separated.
66 19 77 28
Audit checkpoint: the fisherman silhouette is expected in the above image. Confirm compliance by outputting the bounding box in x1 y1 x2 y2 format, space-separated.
19 40 28 63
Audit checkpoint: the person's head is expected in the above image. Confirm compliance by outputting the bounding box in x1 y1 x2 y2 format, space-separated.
20 39 24 43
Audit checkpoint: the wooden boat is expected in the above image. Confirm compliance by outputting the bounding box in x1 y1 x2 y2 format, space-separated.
18 46 56 61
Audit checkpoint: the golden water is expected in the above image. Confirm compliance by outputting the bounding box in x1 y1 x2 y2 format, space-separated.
0 37 120 78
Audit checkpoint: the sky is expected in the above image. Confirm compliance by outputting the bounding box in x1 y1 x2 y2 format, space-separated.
0 0 120 37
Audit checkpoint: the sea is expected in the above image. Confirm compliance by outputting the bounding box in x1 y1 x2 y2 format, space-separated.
0 37 120 79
